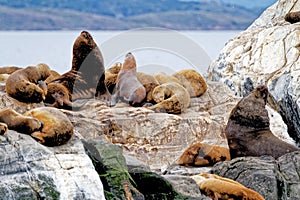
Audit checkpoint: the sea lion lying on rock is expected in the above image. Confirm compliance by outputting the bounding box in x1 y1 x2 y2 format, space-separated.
24 107 74 146
0 108 42 134
148 82 190 114
191 173 265 200
112 53 146 106
5 63 51 103
178 142 230 166
225 85 299 159
137 72 160 103
172 69 207 97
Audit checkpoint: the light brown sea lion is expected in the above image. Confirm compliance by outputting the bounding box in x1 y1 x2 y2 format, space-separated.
191 173 265 200
154 72 181 85
24 107 74 146
0 108 42 134
0 66 22 74
148 82 190 114
225 85 299 159
104 62 122 94
0 122 8 135
49 31 111 106
5 63 51 103
178 142 230 166
285 11 300 24
172 69 207 97
112 53 146 106
137 72 160 103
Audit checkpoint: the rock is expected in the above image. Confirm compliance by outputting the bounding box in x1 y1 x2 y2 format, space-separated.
208 0 300 144
0 130 105 199
211 151 300 200
83 139 191 200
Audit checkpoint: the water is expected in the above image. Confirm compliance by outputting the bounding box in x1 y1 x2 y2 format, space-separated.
0 30 239 74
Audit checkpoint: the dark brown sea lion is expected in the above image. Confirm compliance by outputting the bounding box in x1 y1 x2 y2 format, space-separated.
225 85 299 159
0 108 42 134
191 173 265 200
112 53 146 106
285 11 300 24
5 63 51 103
44 82 73 109
24 107 74 146
49 31 111 107
178 142 230 166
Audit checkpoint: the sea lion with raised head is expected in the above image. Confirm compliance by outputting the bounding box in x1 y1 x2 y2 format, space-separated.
112 53 146 106
225 85 299 159
48 31 111 107
5 63 51 103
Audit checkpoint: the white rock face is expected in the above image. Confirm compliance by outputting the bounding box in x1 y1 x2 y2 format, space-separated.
208 0 300 144
0 131 105 200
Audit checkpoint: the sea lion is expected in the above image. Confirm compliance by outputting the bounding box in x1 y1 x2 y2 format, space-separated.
0 122 8 135
225 85 299 159
178 142 230 166
148 82 190 114
44 82 73 109
0 66 22 74
285 11 300 24
5 63 51 103
191 173 265 200
154 72 181 85
172 69 207 97
49 31 111 105
45 70 61 83
112 53 146 106
24 107 74 146
137 72 160 103
0 108 42 134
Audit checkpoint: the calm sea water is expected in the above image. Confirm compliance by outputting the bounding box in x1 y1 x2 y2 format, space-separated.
0 30 239 75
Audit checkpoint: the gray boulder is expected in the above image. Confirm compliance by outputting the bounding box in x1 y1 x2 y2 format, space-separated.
211 152 300 200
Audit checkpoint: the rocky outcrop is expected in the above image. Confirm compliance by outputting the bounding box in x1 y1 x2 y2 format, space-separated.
208 0 300 143
211 151 300 200
0 130 105 199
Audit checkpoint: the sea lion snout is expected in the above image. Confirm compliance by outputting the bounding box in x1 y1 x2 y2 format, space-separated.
255 85 268 103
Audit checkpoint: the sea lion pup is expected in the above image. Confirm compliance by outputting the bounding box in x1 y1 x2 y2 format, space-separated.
225 85 299 159
172 69 207 97
5 63 51 103
0 108 42 134
191 173 265 200
285 11 300 24
177 142 230 166
112 53 146 106
137 72 160 103
148 82 190 114
49 31 111 105
24 107 74 146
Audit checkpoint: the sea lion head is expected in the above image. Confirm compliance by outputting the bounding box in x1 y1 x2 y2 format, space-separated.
254 85 268 104
122 52 136 70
